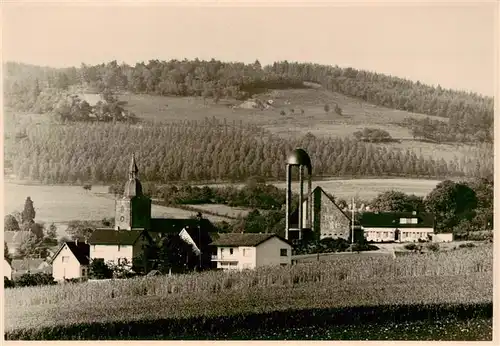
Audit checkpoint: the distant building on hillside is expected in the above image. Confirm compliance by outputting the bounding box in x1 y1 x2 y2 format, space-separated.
210 233 292 271
359 211 435 242
87 155 215 271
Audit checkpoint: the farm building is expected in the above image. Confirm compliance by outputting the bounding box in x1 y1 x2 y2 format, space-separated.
88 155 214 269
51 241 90 282
360 211 435 242
4 259 12 280
210 233 292 271
10 258 52 280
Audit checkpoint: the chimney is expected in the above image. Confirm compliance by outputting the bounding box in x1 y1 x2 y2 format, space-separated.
75 239 78 246
412 211 417 215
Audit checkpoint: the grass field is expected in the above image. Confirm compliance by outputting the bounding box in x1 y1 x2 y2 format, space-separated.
120 89 477 163
4 183 232 224
200 178 441 201
4 245 493 340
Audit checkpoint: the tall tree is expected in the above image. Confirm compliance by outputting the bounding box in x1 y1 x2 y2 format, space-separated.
21 197 36 224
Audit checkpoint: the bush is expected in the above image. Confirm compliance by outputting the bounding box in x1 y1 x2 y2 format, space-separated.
15 273 56 287
459 242 476 248
426 243 440 252
404 243 418 251
4 276 15 288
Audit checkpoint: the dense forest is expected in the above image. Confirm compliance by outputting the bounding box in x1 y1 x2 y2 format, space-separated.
4 117 492 185
3 59 493 143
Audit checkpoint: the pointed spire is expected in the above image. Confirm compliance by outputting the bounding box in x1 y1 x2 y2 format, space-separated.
129 154 138 180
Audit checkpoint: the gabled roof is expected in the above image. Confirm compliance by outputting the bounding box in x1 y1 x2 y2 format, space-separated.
291 186 354 226
11 258 49 271
209 233 291 247
50 241 90 265
88 229 148 245
359 212 435 228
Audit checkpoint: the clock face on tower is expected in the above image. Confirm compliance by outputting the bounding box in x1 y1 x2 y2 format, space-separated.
120 216 125 222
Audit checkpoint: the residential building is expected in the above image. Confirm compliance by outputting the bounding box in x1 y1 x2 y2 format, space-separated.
210 233 292 270
10 258 52 280
360 211 435 242
4 259 12 280
51 241 90 281
88 229 151 265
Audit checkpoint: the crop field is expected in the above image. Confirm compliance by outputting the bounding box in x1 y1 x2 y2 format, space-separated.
4 183 232 224
5 245 493 340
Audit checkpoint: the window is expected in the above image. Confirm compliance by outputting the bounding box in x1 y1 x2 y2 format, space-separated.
82 268 87 276
280 248 288 256
411 218 418 224
229 248 234 255
118 245 121 251
62 256 69 263
400 218 407 224
243 249 250 257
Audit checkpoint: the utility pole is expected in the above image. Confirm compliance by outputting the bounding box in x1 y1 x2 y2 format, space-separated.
351 197 355 252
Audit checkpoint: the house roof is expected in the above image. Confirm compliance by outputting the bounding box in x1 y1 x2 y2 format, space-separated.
88 229 147 245
11 258 49 271
359 212 435 228
50 241 90 265
209 233 290 247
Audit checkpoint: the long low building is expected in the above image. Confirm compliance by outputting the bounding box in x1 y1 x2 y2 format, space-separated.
360 211 435 243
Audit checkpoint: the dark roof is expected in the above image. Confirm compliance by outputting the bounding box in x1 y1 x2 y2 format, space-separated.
359 212 435 228
209 233 290 247
65 242 91 265
150 218 217 234
287 148 312 171
50 241 90 265
88 229 146 245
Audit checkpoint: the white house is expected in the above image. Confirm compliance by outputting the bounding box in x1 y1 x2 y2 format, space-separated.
88 229 151 266
210 233 292 271
4 259 12 280
51 241 90 282
360 211 435 243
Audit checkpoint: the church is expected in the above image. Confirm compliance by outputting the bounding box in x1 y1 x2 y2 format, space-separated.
87 155 216 272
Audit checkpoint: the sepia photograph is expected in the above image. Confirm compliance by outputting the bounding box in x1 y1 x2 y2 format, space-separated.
1 0 497 341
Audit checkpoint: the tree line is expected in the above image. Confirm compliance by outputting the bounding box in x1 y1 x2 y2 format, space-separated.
4 118 493 185
3 59 493 143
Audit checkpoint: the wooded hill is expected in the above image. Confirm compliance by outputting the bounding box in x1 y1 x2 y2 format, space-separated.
3 59 493 144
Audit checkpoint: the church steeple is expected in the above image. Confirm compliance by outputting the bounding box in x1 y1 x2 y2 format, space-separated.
123 154 143 197
129 154 139 180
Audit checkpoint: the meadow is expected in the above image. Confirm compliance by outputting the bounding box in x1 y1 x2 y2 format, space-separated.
4 244 493 340
200 178 441 201
4 182 232 225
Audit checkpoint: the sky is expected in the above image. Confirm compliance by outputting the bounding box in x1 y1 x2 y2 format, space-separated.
1 1 497 96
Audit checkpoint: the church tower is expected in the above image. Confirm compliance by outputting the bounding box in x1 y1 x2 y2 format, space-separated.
114 154 152 230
